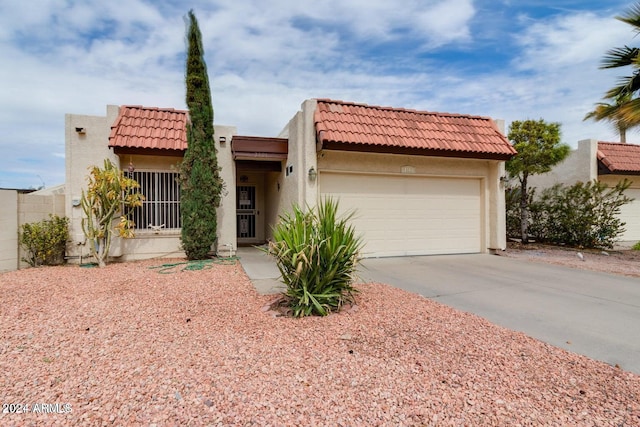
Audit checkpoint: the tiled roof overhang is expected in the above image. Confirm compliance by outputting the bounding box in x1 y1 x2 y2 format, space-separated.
314 99 517 160
597 141 640 175
108 106 188 156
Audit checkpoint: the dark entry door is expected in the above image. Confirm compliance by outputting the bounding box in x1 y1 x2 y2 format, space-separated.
237 185 256 239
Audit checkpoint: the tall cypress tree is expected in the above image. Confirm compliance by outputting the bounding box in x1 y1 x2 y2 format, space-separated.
180 10 223 260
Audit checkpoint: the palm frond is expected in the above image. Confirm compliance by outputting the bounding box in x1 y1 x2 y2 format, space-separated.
616 2 640 31
604 72 640 99
600 46 640 69
618 97 640 124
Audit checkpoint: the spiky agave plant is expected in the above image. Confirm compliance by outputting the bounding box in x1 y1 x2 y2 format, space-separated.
266 198 362 317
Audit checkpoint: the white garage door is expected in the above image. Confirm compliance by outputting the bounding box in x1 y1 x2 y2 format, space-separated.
320 173 482 257
620 188 640 241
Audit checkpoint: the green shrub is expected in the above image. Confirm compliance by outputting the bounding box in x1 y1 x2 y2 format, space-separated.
266 199 362 317
20 215 69 267
179 11 223 261
632 241 640 251
527 180 632 248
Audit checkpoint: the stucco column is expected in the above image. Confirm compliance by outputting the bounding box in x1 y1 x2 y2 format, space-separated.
215 125 237 257
300 99 319 208
488 161 507 251
580 139 599 182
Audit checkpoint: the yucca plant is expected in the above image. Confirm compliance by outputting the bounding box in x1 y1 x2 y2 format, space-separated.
266 198 362 317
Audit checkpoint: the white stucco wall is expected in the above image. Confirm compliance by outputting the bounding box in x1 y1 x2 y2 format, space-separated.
598 174 638 188
213 126 237 257
264 171 282 241
65 105 120 262
276 99 318 217
488 161 507 250
599 174 639 189
0 189 19 272
528 139 598 190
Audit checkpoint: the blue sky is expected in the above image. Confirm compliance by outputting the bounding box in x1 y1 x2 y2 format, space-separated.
0 0 636 189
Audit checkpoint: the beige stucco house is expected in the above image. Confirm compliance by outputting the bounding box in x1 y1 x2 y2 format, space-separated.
64 99 515 262
528 139 640 244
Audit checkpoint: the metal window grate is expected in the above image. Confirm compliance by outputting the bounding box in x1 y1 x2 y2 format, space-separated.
127 171 181 230
236 185 256 238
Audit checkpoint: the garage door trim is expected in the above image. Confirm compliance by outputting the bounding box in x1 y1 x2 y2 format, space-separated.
319 170 486 258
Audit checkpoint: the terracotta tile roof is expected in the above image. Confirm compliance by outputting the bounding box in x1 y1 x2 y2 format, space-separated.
108 106 188 151
314 99 516 159
597 142 640 174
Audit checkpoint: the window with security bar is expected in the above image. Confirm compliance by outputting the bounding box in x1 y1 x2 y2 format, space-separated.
127 171 181 230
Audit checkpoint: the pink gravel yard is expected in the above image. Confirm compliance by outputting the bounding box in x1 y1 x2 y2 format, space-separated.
1 259 639 426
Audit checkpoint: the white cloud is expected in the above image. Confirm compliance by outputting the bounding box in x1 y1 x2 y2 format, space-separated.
514 11 631 72
501 10 636 143
306 0 474 43
0 0 636 188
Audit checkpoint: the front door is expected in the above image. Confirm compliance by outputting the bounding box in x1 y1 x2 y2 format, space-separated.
237 185 257 240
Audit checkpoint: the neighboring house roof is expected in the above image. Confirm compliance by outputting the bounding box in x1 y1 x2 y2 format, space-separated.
30 184 65 195
0 188 36 193
109 106 188 153
597 142 640 174
314 99 517 160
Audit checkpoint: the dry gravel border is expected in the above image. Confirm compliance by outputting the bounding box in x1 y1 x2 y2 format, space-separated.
1 258 639 426
497 242 640 278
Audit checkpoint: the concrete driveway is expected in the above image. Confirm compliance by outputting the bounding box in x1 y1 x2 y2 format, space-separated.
238 247 640 374
359 254 640 375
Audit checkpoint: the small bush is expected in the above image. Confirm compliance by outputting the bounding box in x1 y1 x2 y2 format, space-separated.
266 199 362 317
632 241 640 251
510 180 632 248
538 180 631 248
20 215 69 267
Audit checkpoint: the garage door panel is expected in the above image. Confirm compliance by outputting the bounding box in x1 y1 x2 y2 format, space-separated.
320 173 482 257
620 189 640 241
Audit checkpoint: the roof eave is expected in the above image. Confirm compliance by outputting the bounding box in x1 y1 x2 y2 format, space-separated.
320 140 516 161
112 146 185 157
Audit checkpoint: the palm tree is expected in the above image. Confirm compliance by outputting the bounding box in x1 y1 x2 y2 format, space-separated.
584 93 635 143
601 3 640 96
592 2 640 139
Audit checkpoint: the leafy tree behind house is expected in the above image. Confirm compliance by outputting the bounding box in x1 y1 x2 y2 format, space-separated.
179 10 224 260
506 119 570 243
